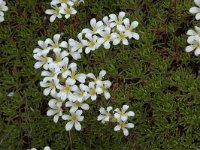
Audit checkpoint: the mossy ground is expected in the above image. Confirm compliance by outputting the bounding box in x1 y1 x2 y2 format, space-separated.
0 0 200 149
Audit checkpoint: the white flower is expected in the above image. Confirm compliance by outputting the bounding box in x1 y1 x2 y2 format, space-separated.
87 70 107 86
46 34 68 52
62 110 84 131
187 26 200 39
29 148 37 150
82 18 104 35
60 3 77 19
40 77 59 96
41 64 60 79
186 35 200 56
96 80 112 100
51 0 74 6
65 100 89 112
67 45 82 60
97 28 118 49
60 57 71 78
51 48 68 67
45 4 62 22
33 40 51 55
114 121 134 136
123 18 139 40
66 63 86 84
189 0 200 20
97 106 113 123
68 33 88 53
57 79 78 100
47 99 63 123
72 84 90 102
33 53 53 70
114 105 135 122
44 146 51 150
84 34 101 54
88 82 99 100
112 27 130 45
109 11 127 29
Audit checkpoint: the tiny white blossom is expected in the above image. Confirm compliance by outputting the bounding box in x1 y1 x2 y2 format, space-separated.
69 33 88 53
88 82 99 100
41 64 60 79
33 40 51 55
96 80 112 100
109 11 127 29
84 34 101 54
46 34 68 52
45 4 62 22
112 27 130 45
60 3 77 19
57 79 78 101
40 77 59 96
47 98 63 123
189 0 200 20
97 28 118 49
87 70 107 86
33 53 53 70
82 18 104 35
97 106 113 123
7 92 14 97
114 105 135 122
62 110 84 131
114 121 134 136
72 84 90 102
186 35 200 56
123 18 139 40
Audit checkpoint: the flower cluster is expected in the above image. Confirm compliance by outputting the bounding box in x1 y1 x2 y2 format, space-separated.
33 11 138 136
0 0 8 23
97 105 135 136
33 33 112 131
45 0 84 22
186 0 200 55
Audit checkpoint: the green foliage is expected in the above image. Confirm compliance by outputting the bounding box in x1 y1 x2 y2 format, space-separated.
0 0 200 149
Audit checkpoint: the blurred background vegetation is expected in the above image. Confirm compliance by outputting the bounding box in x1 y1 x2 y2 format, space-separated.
0 0 200 149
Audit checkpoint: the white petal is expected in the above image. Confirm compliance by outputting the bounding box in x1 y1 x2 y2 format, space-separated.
195 47 200 56
187 29 196 36
126 111 135 117
81 103 89 110
121 115 128 121
195 0 200 6
97 115 105 121
50 14 57 22
114 125 121 131
43 88 51 96
34 62 43 69
53 115 59 123
62 114 70 120
47 110 56 116
44 146 51 150
90 18 96 28
132 33 139 40
65 101 73 107
131 21 139 28
99 107 106 114
77 74 86 83
104 92 111 100
60 41 68 48
65 121 74 131
71 52 81 60
75 122 81 131
122 105 129 112
87 73 96 80
45 9 54 14
99 70 106 78
122 128 129 136
119 11 125 20
70 106 78 113
196 13 200 20
185 45 195 52
113 39 120 45
122 39 129 45
126 123 134 128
